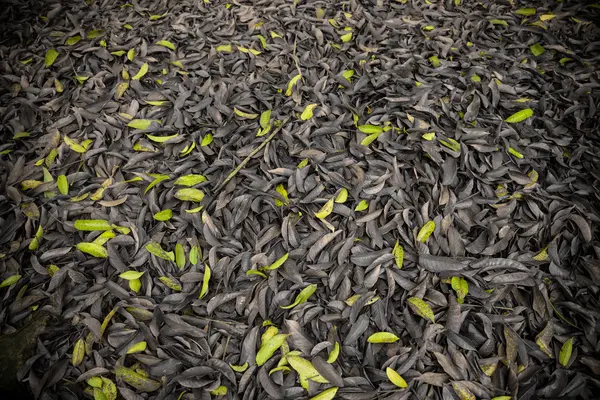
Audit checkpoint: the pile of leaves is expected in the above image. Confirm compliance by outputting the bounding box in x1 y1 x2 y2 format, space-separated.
1 0 600 399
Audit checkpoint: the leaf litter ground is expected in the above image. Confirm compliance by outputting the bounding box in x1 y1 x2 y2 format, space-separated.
1 0 600 399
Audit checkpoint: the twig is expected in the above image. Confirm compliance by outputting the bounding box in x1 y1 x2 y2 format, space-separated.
214 117 290 192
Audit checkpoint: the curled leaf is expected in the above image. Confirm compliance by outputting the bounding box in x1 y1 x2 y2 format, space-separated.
300 103 318 120
281 284 317 309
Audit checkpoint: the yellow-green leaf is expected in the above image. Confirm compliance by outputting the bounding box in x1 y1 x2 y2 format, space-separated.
367 332 400 343
422 25 435 31
559 337 574 367
159 276 180 291
300 103 318 120
54 79 64 92
451 276 469 303
0 275 22 289
452 382 476 400
234 107 259 119
260 110 272 129
392 241 404 269
189 245 201 265
57 175 69 195
115 82 128 100
119 271 144 280
342 69 355 81
281 284 317 309
174 174 207 186
230 362 249 372
45 49 59 67
264 253 289 271
145 100 169 106
114 366 162 392
145 242 175 262
361 132 381 146
201 134 213 146
127 341 147 354
358 125 383 134
530 43 545 56
111 50 126 56
210 386 227 396
74 220 112 231
422 132 436 141
386 368 408 388
491 397 513 400
87 377 103 388
247 269 268 279
489 19 508 26
153 209 172 221
429 55 440 68
327 342 340 363
93 230 115 246
508 147 524 158
72 338 85 366
216 44 233 52
286 74 302 96
185 206 203 214
257 34 268 49
175 188 205 202
439 138 461 152
407 297 435 322
335 188 348 203
127 119 156 130
559 58 572 66
315 198 334 219
470 75 481 83
132 63 149 80
144 174 169 194
515 7 536 16
256 333 289 366
156 40 176 50
87 29 104 39
199 265 210 298
147 133 178 143
355 200 368 212
287 355 329 385
417 220 435 242
76 242 108 258
275 184 289 206
340 32 352 42
149 11 168 20
297 158 309 168
123 24 133 30
310 387 338 400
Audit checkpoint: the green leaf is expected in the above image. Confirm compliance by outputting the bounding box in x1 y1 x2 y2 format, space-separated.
451 276 469 303
386 368 408 388
508 147 524 159
111 50 126 56
127 341 147 354
422 132 436 141
327 341 340 363
355 200 368 212
297 158 309 168
66 35 82 45
315 198 334 219
257 34 268 49
256 333 289 366
429 55 440 68
439 138 461 152
367 332 400 343
0 275 22 289
123 23 133 30
72 338 85 366
132 63 149 80
45 49 59 67
74 75 89 84
119 271 144 280
87 29 104 39
530 43 545 56
505 108 534 123
230 362 249 372
340 32 352 42
210 386 227 396
310 387 338 400
407 297 435 322
360 132 381 146
342 69 355 81
74 220 113 231
233 107 259 119
281 284 317 309
175 243 185 269
300 103 318 120
416 220 435 242
515 7 536 16
335 188 348 203
153 209 172 221
145 242 175 262
159 276 181 291
93 230 115 246
559 58 573 66
287 355 329 386
199 265 211 298
358 125 384 134
201 134 213 146
156 40 176 50
286 74 302 96
422 25 435 31
149 11 168 20
489 19 508 26
127 119 156 130
87 377 103 388
263 253 289 271
76 242 108 258
470 75 481 83
57 175 69 195
392 241 404 269
559 337 574 367
216 44 233 52
189 245 201 265
175 188 205 202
